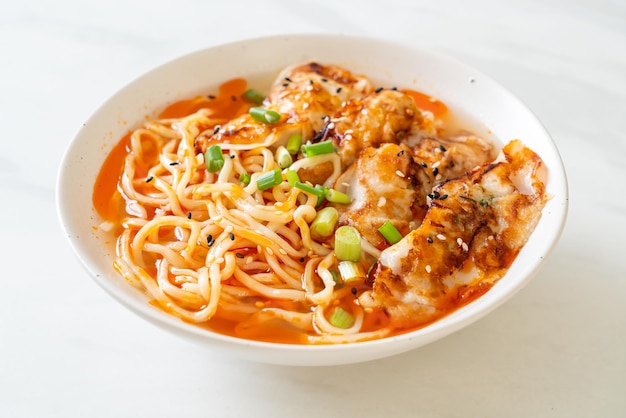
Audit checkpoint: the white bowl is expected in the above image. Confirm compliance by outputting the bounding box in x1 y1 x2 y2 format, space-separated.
57 34 568 366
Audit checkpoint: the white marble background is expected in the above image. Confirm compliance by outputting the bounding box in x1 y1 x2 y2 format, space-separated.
1 0 624 416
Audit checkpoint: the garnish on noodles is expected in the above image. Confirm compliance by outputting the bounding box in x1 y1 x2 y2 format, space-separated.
93 63 548 344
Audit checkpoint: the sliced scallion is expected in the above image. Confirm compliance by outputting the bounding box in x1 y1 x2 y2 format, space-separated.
239 172 251 185
337 260 365 283
275 146 293 168
377 220 403 245
328 307 354 329
301 140 335 157
310 207 338 240
334 225 361 262
256 168 283 191
242 89 265 105
285 170 300 187
249 107 281 124
294 181 325 204
326 189 351 204
286 133 302 155
204 145 224 173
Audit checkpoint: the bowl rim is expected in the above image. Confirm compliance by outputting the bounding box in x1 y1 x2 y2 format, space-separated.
56 33 568 365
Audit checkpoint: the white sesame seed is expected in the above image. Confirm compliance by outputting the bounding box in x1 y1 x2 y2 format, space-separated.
245 256 253 264
344 129 354 135
395 170 405 178
265 247 274 256
327 122 335 129
344 134 352 141
216 257 225 264
432 161 441 168
434 147 442 153
436 234 446 241
224 225 233 234
377 197 387 207
275 202 283 207
462 242 469 252
279 248 287 255
302 102 309 110
435 174 442 180
361 109 368 115
425 265 432 273
274 211 283 215
457 238 463 246
341 182 350 188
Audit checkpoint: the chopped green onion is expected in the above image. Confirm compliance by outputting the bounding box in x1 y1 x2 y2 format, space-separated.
334 225 361 262
328 307 354 329
249 107 281 124
241 89 265 105
310 207 338 240
285 170 300 187
256 168 283 191
301 140 335 157
337 260 365 283
286 133 302 154
294 181 325 204
326 188 351 204
377 220 403 245
204 145 224 173
330 270 343 287
239 172 251 185
314 184 328 206
275 146 293 168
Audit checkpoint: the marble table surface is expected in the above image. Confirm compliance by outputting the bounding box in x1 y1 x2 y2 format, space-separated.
2 0 624 416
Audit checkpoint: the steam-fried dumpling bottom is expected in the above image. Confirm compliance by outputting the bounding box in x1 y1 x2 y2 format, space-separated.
361 140 547 327
327 90 421 167
195 62 372 154
332 143 422 250
267 62 373 135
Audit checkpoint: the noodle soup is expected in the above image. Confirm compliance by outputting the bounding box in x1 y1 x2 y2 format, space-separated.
92 62 547 345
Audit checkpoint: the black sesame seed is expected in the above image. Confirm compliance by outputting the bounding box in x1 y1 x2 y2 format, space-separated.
208 95 216 99
427 236 434 244
213 126 220 134
208 239 215 247
229 232 235 241
187 212 192 219
285 77 292 82
230 154 235 159
169 161 179 166
351 287 357 295
231 95 237 101
300 257 305 263
336 87 342 93
420 162 428 168
440 194 448 200
309 80 314 85
391 86 398 91
439 145 447 152
207 234 213 244
397 150 405 157
282 83 289 87
433 167 439 176
321 78 328 82
375 87 384 93
235 253 244 259
146 176 154 183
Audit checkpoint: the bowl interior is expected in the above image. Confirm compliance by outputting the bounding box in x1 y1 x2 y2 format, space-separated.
57 34 568 366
